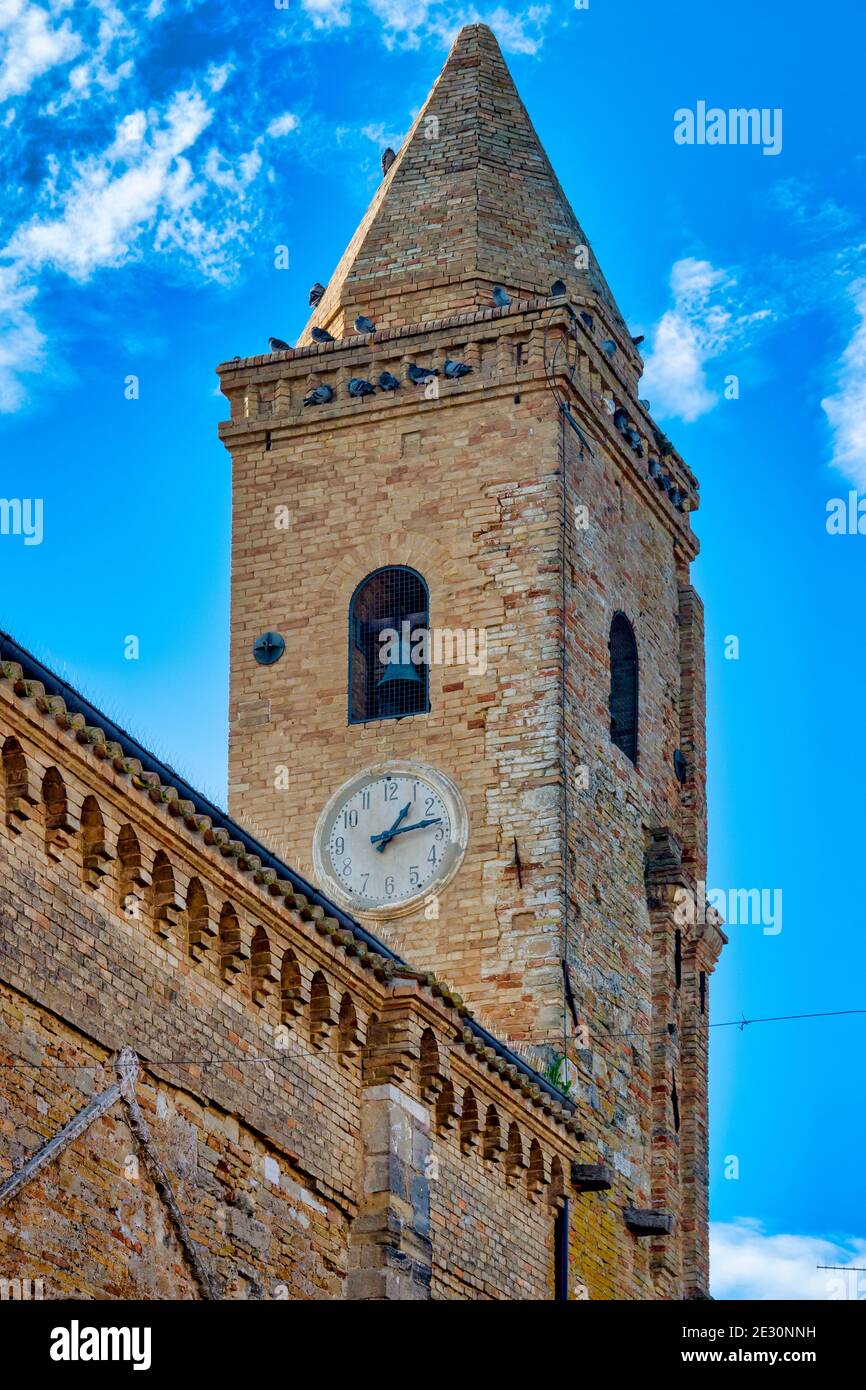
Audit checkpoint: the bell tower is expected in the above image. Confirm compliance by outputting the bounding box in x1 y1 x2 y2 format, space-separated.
218 24 725 1297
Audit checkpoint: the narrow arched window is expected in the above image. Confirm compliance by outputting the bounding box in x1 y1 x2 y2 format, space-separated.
609 612 638 765
349 566 429 722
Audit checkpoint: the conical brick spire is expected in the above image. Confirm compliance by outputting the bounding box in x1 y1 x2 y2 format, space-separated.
300 23 627 341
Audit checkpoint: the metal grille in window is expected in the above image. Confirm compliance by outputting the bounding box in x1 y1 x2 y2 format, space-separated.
349 566 430 723
609 612 638 765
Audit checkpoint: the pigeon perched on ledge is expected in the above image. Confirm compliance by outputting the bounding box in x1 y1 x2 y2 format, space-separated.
347 377 376 397
308 282 325 307
579 310 594 330
303 384 334 407
627 432 643 456
378 372 400 392
406 363 439 384
354 315 376 334
268 337 290 353
443 358 472 379
492 284 511 308
381 147 396 176
311 327 335 344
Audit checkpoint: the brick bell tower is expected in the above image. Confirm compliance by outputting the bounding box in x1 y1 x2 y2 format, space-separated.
218 25 726 1297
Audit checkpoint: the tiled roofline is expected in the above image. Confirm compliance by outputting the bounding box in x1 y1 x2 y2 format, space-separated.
0 626 575 1114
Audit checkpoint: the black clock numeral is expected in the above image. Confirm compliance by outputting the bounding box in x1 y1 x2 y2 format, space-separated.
425 796 435 814
334 836 344 856
427 846 437 866
409 866 420 887
384 876 395 895
360 873 369 892
343 808 358 829
384 782 398 802
342 859 352 876
361 789 371 810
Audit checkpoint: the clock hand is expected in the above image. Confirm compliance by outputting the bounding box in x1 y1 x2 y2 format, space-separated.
372 801 411 853
370 817 442 845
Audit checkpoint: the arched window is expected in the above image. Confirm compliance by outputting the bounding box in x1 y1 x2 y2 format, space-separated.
609 612 638 765
349 566 429 722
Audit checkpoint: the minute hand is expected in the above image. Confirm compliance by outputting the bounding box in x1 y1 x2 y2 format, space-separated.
369 817 442 845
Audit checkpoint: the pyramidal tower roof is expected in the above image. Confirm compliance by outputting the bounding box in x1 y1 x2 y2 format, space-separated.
300 23 628 342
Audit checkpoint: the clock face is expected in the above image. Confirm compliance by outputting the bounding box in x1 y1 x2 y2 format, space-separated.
312 762 468 918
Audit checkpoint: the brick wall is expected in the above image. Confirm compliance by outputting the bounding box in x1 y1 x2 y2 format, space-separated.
0 671 613 1300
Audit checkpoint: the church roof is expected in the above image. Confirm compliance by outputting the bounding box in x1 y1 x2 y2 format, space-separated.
300 23 629 342
0 626 575 1114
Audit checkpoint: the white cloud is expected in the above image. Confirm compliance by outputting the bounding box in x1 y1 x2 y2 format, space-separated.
474 4 550 55
0 267 45 412
425 3 551 54
267 110 300 138
205 62 234 94
367 0 430 48
300 0 352 29
641 256 772 423
0 0 82 101
6 87 215 279
300 0 552 53
360 118 405 149
822 279 866 489
0 70 281 410
772 177 855 239
711 1220 866 1301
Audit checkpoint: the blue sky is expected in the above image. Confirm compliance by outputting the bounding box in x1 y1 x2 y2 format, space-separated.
1 0 864 1298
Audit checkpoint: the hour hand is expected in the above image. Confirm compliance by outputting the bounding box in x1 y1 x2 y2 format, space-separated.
372 802 411 853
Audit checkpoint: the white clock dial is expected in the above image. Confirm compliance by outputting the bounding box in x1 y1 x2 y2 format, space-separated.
313 762 468 918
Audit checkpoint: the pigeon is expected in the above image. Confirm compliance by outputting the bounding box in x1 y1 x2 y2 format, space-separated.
347 377 376 397
639 398 651 411
492 284 511 308
443 358 472 379
303 384 334 407
601 339 617 357
269 336 290 353
381 147 396 176
550 279 567 297
579 310 594 330
308 282 325 307
631 334 645 348
354 315 376 334
406 363 439 384
673 749 688 785
613 407 630 433
378 371 401 392
311 327 335 344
